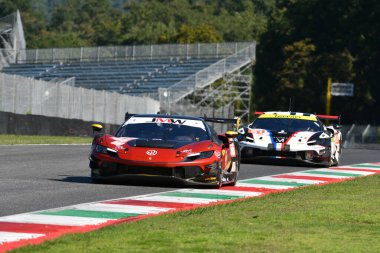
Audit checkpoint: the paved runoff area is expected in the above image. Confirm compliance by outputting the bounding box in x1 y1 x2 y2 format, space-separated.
1 162 380 252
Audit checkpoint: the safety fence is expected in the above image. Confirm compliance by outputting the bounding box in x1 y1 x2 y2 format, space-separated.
342 124 380 149
0 73 159 125
0 42 255 129
7 42 253 64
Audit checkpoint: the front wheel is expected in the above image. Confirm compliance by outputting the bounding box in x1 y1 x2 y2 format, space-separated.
90 169 103 184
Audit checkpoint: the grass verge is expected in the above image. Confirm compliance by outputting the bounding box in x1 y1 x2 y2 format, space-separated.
12 175 380 253
0 135 92 145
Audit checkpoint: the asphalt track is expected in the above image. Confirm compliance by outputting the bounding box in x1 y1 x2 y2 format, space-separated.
0 145 379 217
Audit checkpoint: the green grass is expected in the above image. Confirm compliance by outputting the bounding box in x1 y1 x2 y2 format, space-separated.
12 175 380 253
0 135 92 145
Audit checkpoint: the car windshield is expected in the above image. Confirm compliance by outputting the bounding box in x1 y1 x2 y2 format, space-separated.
251 118 323 132
116 122 209 142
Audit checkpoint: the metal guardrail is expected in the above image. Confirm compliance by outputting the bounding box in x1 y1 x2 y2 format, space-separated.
0 73 159 124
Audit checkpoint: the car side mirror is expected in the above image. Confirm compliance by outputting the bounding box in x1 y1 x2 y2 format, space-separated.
226 131 238 138
91 124 103 133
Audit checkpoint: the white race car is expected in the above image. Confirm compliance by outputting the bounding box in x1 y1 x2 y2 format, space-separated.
238 111 342 167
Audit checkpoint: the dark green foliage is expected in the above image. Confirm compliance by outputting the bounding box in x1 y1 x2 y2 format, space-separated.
255 0 380 123
1 0 379 123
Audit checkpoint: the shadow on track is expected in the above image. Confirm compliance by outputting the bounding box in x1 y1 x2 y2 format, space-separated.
51 175 185 189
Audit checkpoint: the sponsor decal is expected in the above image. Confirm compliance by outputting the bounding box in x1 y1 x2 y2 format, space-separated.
125 117 206 131
248 129 266 135
214 150 221 158
274 137 286 143
259 114 317 121
182 149 192 153
146 150 158 156
152 118 186 124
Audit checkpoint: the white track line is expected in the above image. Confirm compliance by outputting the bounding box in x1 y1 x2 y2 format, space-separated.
0 214 110 226
313 168 375 175
284 172 354 179
74 203 172 214
255 176 325 184
174 188 263 197
0 232 44 244
134 195 219 204
235 182 296 189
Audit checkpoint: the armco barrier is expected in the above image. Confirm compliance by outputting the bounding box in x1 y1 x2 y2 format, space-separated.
0 111 118 136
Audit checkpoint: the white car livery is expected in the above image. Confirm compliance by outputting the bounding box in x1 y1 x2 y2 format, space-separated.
238 111 342 167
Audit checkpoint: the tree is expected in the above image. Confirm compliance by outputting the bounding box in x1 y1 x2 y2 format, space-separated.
254 0 380 123
175 24 222 43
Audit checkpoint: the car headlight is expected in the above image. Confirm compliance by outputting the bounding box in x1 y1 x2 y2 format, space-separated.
95 144 108 154
94 145 118 157
238 127 254 142
307 133 330 146
183 151 214 162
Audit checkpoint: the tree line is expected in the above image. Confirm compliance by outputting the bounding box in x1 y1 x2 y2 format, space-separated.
1 0 379 124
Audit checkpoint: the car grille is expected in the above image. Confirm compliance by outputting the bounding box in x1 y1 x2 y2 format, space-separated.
100 162 202 179
241 147 303 159
119 165 173 176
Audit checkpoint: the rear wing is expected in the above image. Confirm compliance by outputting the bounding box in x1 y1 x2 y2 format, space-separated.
254 111 341 122
125 112 241 130
316 114 340 122
202 116 241 130
317 114 341 127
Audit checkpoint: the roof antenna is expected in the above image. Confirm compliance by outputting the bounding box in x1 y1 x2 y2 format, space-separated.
288 97 293 112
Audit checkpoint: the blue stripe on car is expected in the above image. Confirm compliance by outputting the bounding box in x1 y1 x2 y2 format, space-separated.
268 130 277 151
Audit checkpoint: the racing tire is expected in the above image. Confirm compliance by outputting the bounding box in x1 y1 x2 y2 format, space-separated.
91 178 102 184
91 171 103 184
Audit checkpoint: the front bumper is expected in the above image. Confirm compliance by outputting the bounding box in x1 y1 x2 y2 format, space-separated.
89 153 221 186
240 146 330 166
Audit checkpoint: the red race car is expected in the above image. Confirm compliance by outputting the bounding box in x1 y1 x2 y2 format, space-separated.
89 113 240 188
